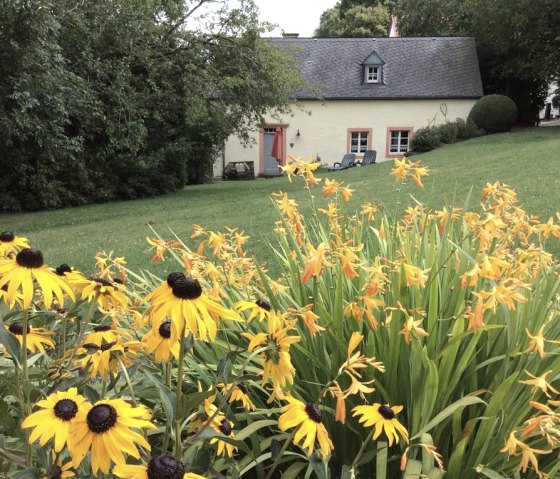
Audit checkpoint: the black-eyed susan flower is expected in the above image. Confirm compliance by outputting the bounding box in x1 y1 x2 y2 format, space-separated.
74 339 143 380
0 248 74 309
22 387 88 452
0 231 29 258
72 274 130 310
47 458 75 479
143 321 180 364
352 403 409 446
210 417 238 457
243 310 300 402
7 322 55 354
68 398 156 475
83 324 120 346
113 454 206 479
278 396 333 459
219 383 256 411
145 272 241 342
235 299 271 322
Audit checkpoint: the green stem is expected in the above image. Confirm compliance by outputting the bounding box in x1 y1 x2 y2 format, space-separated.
351 428 375 469
264 429 296 479
118 357 137 406
174 325 187 458
21 308 31 467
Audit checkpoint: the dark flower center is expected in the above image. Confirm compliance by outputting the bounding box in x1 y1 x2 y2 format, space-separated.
167 272 186 288
147 454 185 479
55 264 72 276
82 343 100 352
89 276 113 287
237 384 247 394
158 321 172 339
171 277 202 300
1 284 7 292
378 405 395 420
0 231 15 242
93 324 112 332
113 277 124 284
255 299 271 311
86 404 117 433
8 322 30 335
305 403 323 423
100 341 116 351
50 465 62 479
53 399 78 421
218 419 233 436
16 248 44 268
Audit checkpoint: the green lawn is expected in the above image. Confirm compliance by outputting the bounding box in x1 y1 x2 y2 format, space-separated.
1 126 559 276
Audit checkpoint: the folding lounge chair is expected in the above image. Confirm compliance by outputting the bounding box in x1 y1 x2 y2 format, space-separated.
327 153 356 172
355 149 377 166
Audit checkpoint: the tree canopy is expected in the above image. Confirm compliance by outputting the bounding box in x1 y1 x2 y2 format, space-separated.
0 0 303 212
315 1 391 38
395 0 560 122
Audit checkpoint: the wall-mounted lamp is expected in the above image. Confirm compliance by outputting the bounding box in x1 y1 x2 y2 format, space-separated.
296 129 300 137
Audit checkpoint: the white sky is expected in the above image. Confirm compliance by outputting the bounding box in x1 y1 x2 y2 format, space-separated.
252 0 338 37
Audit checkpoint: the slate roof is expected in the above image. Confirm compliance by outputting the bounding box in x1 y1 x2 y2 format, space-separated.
269 37 483 100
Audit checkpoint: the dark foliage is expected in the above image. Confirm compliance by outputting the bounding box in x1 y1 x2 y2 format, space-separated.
468 95 518 133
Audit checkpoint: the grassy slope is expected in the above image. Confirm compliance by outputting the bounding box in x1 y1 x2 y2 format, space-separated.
1 127 558 276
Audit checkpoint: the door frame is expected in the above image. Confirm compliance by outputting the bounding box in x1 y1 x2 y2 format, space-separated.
259 123 289 176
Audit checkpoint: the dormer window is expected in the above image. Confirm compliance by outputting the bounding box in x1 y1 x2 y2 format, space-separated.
362 50 385 85
366 66 380 83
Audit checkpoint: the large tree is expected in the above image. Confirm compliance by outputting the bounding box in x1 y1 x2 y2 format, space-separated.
315 1 391 37
0 0 302 211
395 0 560 123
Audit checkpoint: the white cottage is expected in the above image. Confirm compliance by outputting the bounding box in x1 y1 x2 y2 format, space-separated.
216 37 483 177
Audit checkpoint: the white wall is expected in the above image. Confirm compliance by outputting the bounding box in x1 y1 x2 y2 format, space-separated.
216 98 477 177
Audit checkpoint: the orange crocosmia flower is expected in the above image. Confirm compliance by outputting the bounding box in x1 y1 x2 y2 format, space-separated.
301 243 331 283
324 383 347 424
465 302 485 330
336 244 363 279
340 185 354 203
279 162 298 182
322 178 340 198
519 370 560 398
344 302 363 322
524 325 560 358
390 158 409 182
290 305 326 337
399 317 429 344
410 163 429 188
499 431 551 474
402 263 429 288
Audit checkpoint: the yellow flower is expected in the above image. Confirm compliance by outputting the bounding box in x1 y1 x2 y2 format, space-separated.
143 321 180 364
353 403 409 446
390 158 409 182
290 305 325 337
499 431 552 474
82 324 120 346
220 383 256 411
0 231 30 258
399 317 429 344
322 178 340 198
524 326 559 358
402 263 429 288
113 455 206 479
6 322 55 354
22 387 88 452
235 299 271 322
145 272 241 342
47 458 75 478
243 311 300 402
519 370 560 398
301 242 332 284
72 274 131 310
0 248 74 309
75 339 143 380
210 417 238 457
278 396 333 459
68 398 155 475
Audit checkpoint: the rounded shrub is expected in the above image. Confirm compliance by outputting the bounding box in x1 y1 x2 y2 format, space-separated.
410 127 442 153
468 94 518 133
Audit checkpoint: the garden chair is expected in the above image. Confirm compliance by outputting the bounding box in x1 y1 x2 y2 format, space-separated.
327 153 356 172
355 149 377 166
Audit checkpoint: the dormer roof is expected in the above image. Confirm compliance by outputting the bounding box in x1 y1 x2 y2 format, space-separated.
362 51 385 65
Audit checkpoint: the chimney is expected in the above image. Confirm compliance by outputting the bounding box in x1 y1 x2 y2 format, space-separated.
282 33 299 38
389 16 399 37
